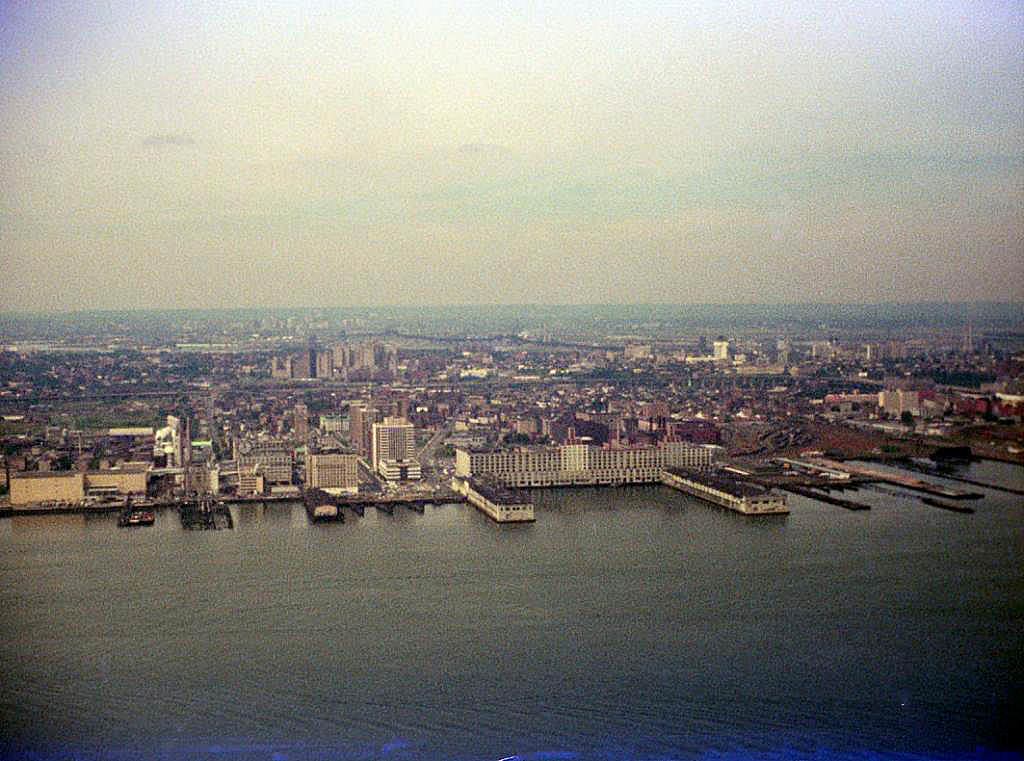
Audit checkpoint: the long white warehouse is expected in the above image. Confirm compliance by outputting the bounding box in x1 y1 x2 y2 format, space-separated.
455 441 720 488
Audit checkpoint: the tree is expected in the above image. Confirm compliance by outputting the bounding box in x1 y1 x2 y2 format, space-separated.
900 410 914 427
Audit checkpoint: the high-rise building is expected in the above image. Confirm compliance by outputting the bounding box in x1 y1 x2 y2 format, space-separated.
713 341 730 361
878 390 920 417
371 417 420 481
293 403 309 443
271 356 292 379
291 349 315 379
315 349 333 379
348 403 380 457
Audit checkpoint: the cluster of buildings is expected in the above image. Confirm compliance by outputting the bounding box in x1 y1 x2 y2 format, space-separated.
2 312 1022 512
271 340 398 381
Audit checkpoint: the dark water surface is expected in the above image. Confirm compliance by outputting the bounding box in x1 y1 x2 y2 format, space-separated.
2 461 1022 760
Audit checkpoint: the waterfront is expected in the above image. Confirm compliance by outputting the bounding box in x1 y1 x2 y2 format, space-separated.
1 461 1022 760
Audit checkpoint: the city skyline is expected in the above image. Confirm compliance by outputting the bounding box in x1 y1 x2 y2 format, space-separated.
2 1 1022 310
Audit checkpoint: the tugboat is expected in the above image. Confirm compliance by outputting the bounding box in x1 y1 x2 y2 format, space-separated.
117 496 155 527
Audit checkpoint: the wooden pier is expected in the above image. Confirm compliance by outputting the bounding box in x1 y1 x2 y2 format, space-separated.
178 497 233 530
900 462 1024 496
301 489 463 518
778 484 871 511
809 459 983 500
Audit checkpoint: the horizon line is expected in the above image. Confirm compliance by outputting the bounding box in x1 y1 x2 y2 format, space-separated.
2 301 1023 318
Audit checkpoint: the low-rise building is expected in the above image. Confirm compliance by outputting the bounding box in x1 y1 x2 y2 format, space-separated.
9 467 148 506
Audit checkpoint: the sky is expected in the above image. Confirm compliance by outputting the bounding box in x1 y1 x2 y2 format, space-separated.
1 0 1022 310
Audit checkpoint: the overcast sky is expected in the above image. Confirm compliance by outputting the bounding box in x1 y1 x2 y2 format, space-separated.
1 1 1021 310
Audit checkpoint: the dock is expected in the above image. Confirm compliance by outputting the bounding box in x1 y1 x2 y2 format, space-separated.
919 496 974 514
661 468 789 515
900 462 1024 496
451 477 535 523
178 497 233 530
806 459 983 500
778 484 870 511
300 489 463 518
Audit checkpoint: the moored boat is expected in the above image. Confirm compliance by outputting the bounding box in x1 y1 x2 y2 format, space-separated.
118 509 155 527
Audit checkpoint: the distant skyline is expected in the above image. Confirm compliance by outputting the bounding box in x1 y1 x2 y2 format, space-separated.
2 1 1022 310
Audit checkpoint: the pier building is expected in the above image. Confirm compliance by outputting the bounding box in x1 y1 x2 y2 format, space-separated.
661 468 789 515
452 476 535 523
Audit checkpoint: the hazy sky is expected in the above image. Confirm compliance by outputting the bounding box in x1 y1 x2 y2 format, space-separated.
1 1 1022 310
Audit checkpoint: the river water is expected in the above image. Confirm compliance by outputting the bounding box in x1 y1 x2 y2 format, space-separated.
1 461 1022 760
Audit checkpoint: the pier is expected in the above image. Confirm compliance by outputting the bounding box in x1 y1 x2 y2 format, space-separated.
778 484 870 510
451 477 535 523
805 459 983 500
300 489 465 519
919 496 974 514
900 462 1024 496
661 468 789 515
178 497 233 530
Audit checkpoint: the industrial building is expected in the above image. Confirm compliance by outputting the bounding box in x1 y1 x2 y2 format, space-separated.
452 476 534 523
9 468 149 507
455 441 720 487
661 468 789 515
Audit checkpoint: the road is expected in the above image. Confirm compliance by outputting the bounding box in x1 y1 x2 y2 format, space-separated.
417 421 453 482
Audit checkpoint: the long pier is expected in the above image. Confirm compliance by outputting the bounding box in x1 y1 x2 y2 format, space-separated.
900 462 1024 496
778 484 870 511
808 459 983 500
301 489 466 518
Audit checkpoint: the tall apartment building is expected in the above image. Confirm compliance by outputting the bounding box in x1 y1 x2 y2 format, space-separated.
291 349 316 379
879 389 921 417
348 403 381 457
331 341 398 379
455 441 719 488
305 453 359 492
315 349 333 379
371 417 421 481
271 356 292 379
293 403 309 443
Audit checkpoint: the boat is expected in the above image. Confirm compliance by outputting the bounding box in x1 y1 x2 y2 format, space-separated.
118 508 155 527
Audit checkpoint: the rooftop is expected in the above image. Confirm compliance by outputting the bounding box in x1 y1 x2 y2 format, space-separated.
663 467 770 499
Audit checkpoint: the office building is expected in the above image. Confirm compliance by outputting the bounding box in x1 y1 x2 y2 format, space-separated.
371 417 421 481
306 453 359 492
236 439 293 484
